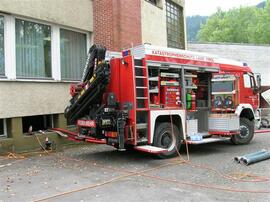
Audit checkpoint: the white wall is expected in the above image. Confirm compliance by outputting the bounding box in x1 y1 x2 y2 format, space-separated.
141 0 167 46
141 0 185 47
0 0 93 31
0 82 71 119
0 0 92 118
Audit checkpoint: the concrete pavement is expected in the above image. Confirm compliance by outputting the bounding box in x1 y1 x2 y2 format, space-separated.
1 132 270 202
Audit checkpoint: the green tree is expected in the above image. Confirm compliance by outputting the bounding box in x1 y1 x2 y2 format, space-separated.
186 15 208 42
252 0 270 43
197 1 270 44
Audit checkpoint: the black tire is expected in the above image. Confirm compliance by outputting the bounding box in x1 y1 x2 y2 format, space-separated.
124 144 134 151
231 117 254 145
153 122 182 158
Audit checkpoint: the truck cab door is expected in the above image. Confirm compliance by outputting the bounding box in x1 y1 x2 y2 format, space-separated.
242 73 259 108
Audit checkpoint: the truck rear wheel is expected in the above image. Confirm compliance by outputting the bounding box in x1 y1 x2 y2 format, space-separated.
153 122 182 158
231 117 254 145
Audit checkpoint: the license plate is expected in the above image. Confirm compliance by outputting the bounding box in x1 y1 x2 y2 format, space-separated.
77 120 96 128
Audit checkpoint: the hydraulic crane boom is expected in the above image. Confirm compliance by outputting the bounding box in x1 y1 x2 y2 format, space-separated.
64 45 110 124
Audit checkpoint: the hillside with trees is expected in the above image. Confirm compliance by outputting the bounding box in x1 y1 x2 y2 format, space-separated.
197 0 270 44
186 16 208 42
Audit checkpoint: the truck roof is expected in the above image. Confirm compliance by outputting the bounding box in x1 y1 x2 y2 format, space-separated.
125 44 252 73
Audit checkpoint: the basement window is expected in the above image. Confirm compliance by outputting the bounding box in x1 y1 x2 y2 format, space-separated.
0 119 7 138
149 0 157 4
22 115 53 134
146 0 163 8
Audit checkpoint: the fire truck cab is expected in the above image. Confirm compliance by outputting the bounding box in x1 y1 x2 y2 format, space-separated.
64 44 262 158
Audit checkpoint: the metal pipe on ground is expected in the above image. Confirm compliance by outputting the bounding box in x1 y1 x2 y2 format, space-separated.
234 150 267 163
240 151 270 166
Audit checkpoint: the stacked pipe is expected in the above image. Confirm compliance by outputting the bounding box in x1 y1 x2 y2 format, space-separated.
234 150 270 165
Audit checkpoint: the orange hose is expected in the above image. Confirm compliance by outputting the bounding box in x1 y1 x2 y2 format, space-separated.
31 120 270 202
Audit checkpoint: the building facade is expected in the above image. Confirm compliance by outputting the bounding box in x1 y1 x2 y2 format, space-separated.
0 0 186 152
94 0 186 51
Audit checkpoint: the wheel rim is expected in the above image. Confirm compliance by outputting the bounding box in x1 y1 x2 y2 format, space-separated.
160 131 176 151
239 125 249 139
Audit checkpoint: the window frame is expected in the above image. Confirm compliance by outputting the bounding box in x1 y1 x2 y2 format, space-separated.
212 81 234 93
243 74 251 88
0 119 7 138
15 18 53 79
243 73 255 89
0 14 91 82
60 28 88 81
0 15 5 77
22 114 54 134
145 0 163 8
165 0 185 49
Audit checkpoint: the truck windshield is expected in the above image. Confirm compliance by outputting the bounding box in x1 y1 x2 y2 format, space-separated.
212 81 234 92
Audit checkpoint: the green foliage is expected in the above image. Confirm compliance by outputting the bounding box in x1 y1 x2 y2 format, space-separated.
186 16 208 42
197 0 270 44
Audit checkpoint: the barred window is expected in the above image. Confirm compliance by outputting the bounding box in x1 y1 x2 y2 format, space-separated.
166 0 185 49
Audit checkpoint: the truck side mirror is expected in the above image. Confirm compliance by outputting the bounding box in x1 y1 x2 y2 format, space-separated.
253 73 261 94
256 74 261 89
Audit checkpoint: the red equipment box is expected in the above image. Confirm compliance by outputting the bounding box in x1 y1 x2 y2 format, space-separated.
160 85 181 107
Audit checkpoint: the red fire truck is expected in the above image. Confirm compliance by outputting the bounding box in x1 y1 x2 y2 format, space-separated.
62 44 269 158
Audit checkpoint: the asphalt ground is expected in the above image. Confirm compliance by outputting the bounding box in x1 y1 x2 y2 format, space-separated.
1 132 270 202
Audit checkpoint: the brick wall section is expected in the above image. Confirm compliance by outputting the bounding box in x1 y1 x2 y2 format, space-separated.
93 0 114 50
93 0 142 51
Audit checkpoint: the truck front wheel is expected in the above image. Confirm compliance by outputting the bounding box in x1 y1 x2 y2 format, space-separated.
153 122 182 158
231 117 254 145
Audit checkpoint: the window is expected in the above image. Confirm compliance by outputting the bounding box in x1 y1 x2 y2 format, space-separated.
22 115 53 133
166 0 185 49
212 81 234 92
146 0 162 8
0 16 4 76
0 16 89 81
243 74 251 88
149 0 157 4
0 119 7 138
16 19 52 78
60 29 87 80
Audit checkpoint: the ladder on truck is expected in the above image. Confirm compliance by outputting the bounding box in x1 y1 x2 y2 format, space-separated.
134 58 149 145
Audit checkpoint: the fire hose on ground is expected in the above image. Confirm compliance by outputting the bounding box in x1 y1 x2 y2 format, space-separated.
234 150 270 166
